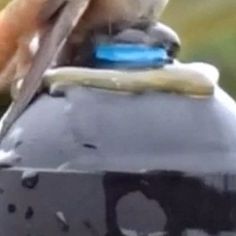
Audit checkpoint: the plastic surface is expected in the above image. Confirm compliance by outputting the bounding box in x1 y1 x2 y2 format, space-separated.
0 86 236 236
95 43 170 68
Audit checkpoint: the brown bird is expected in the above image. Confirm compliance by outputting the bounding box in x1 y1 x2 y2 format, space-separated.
0 0 170 140
0 0 169 92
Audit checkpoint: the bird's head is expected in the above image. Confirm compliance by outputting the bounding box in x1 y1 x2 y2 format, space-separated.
78 0 169 31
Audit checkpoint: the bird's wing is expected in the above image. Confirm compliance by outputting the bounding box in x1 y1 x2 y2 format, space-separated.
0 0 91 141
39 0 68 23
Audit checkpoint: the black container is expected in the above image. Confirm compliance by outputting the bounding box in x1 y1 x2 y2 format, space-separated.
0 86 236 236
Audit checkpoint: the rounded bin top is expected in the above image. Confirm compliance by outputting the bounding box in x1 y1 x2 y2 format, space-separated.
1 86 236 173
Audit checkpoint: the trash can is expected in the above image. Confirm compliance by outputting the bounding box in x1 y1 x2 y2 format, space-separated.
0 85 236 236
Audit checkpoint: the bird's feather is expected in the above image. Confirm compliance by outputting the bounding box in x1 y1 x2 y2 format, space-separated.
0 0 91 141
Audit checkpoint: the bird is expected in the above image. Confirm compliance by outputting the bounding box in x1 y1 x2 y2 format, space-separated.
0 0 171 140
0 0 170 93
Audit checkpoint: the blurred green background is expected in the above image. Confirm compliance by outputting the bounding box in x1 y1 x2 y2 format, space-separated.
163 0 236 97
0 0 235 105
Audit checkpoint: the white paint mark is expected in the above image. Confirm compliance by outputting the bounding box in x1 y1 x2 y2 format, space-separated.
0 149 21 167
0 149 16 160
8 127 24 147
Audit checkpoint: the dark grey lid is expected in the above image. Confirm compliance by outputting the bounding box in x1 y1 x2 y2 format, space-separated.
1 86 236 173
0 87 236 236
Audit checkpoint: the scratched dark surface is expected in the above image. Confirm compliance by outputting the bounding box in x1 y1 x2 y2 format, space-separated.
0 87 236 235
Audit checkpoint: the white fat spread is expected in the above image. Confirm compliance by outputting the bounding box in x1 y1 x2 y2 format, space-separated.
43 61 219 97
168 60 219 85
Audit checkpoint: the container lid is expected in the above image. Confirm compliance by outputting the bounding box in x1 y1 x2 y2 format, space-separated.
1 86 236 173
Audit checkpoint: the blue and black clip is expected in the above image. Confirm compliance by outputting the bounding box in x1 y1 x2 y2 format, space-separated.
94 43 172 69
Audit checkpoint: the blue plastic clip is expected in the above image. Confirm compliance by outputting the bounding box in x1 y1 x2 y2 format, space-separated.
95 43 169 68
